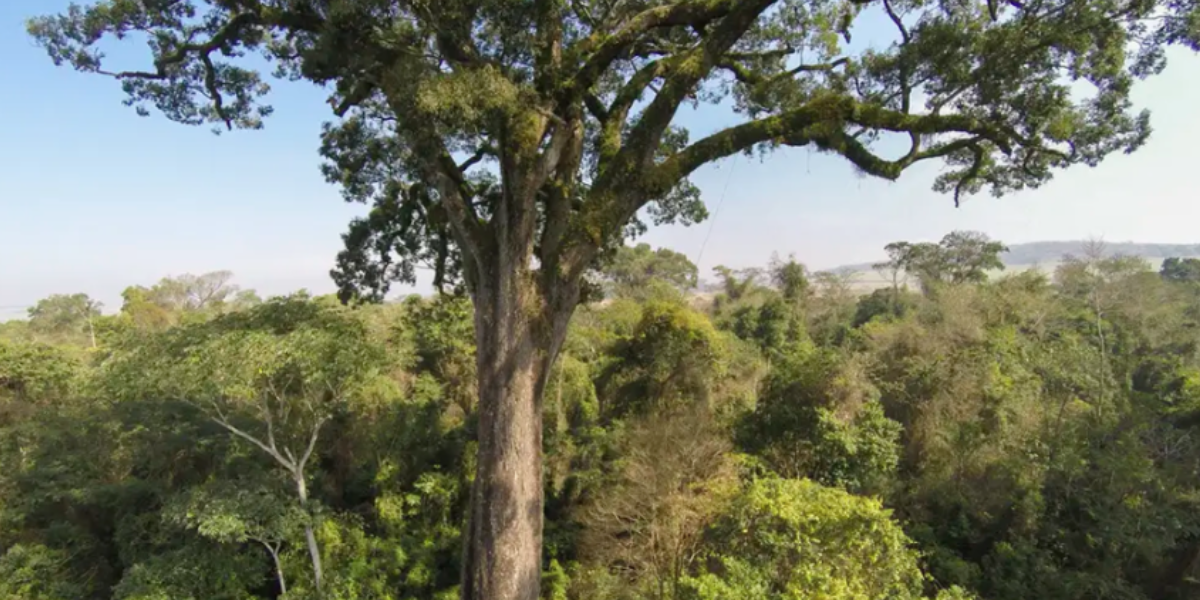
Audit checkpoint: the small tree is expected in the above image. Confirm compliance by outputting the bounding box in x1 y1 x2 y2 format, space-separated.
27 293 103 348
939 231 1008 285
152 271 242 311
580 410 737 600
0 340 81 403
737 350 901 495
103 297 390 593
1056 242 1159 394
29 1 1199 596
164 481 309 595
874 243 911 304
681 478 925 600
601 243 699 299
119 271 259 330
712 266 761 303
1161 257 1200 284
769 254 810 304
807 271 858 345
889 231 1007 292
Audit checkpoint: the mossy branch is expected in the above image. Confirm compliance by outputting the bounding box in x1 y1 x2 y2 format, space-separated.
569 0 745 98
660 97 1021 184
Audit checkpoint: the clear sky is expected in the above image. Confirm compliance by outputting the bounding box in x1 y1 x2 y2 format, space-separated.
3 1 1199 317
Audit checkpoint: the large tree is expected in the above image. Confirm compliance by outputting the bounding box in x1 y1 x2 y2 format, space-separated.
885 230 1008 291
600 242 699 298
28 1 1199 598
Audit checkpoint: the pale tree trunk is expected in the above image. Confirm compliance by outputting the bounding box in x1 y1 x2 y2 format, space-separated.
261 541 287 595
295 473 324 591
461 256 578 600
210 415 325 594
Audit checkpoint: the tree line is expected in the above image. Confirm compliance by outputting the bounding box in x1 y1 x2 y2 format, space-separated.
4 234 1200 600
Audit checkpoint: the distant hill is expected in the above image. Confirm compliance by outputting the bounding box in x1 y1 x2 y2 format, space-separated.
812 241 1200 293
999 241 1200 265
831 241 1200 275
692 241 1200 294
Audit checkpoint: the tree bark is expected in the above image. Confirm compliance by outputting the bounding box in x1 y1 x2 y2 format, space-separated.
461 263 577 600
295 474 324 591
209 415 325 592
262 541 288 595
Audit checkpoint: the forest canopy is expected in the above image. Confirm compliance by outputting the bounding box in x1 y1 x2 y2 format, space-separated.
26 0 1200 597
4 236 1200 600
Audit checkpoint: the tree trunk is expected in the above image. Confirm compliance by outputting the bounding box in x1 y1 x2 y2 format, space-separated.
262 541 287 595
461 265 576 600
295 474 324 591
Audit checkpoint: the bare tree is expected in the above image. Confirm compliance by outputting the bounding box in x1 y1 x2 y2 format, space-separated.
580 409 737 600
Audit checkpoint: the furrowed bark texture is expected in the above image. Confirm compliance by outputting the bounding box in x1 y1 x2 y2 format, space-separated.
462 241 577 600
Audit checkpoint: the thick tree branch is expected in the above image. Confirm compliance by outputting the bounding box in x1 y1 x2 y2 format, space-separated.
332 80 377 118
882 0 912 114
584 92 609 122
724 46 796 61
538 113 587 266
491 107 558 268
534 120 580 193
436 33 482 65
880 0 922 161
952 143 987 206
431 151 488 260
298 418 326 473
263 541 288 595
659 98 1016 183
561 97 1026 273
381 79 490 277
414 0 488 68
597 58 674 164
199 54 232 129
600 0 778 181
84 11 264 129
718 56 849 85
562 0 778 279
536 0 565 95
262 389 280 454
570 0 748 97
459 145 497 172
212 416 297 475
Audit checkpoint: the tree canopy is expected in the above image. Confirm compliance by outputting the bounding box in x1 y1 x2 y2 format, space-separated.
7 235 1200 599
27 293 102 347
1161 256 1200 283
598 243 699 299
28 0 1200 299
884 231 1008 290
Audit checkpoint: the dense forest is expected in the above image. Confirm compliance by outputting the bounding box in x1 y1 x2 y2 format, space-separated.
22 0 1200 596
4 233 1200 600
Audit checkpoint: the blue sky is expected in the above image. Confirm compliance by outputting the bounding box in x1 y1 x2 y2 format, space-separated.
3 1 1199 316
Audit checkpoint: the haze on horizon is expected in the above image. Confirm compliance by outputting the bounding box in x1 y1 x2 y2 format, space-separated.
3 1 1199 316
